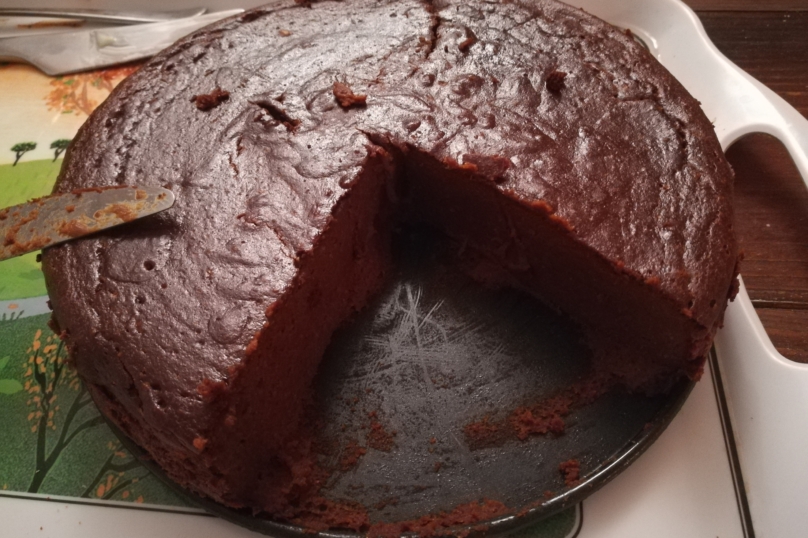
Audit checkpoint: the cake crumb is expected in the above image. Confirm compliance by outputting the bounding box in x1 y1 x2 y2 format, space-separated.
458 28 478 52
333 82 367 108
197 378 227 399
96 202 138 223
192 88 230 111
339 440 367 471
464 416 503 449
58 218 93 238
367 420 395 452
461 153 510 184
511 406 566 440
279 29 292 36
559 459 580 487
463 374 612 448
193 436 208 451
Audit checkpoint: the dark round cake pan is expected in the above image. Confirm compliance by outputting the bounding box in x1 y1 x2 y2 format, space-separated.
111 229 695 537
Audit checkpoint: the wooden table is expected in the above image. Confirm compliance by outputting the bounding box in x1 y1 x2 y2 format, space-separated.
684 0 808 362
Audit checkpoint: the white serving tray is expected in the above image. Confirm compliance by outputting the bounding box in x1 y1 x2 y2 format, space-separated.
1 1 805 537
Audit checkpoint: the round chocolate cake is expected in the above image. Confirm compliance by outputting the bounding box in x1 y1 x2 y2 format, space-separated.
42 0 738 532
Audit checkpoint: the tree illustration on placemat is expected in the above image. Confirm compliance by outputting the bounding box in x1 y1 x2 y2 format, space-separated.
22 328 149 498
11 142 36 166
50 139 71 162
0 308 25 322
83 440 148 503
45 65 140 117
0 315 189 506
24 329 100 492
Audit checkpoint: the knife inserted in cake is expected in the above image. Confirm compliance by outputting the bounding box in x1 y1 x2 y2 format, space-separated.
0 186 175 261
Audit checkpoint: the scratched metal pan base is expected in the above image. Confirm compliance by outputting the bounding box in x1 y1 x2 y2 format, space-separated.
115 228 693 536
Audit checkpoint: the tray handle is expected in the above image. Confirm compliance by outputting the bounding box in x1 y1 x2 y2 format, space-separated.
713 55 808 190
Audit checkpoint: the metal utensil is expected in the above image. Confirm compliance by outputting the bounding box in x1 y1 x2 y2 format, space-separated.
0 186 175 262
0 7 207 25
0 9 243 76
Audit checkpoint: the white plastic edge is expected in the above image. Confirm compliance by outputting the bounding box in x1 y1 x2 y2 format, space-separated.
570 1 808 537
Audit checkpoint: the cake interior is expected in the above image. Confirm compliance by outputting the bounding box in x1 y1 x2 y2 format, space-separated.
400 149 710 391
203 147 397 513
196 142 715 515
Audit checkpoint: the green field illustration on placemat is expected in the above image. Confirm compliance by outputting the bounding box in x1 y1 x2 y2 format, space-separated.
0 313 192 508
0 159 61 300
0 159 62 208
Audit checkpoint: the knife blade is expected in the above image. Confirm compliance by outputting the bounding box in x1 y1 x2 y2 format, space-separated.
0 7 207 25
0 186 175 262
0 9 243 76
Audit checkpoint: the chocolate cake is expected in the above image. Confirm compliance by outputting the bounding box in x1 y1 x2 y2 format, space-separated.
41 0 738 530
